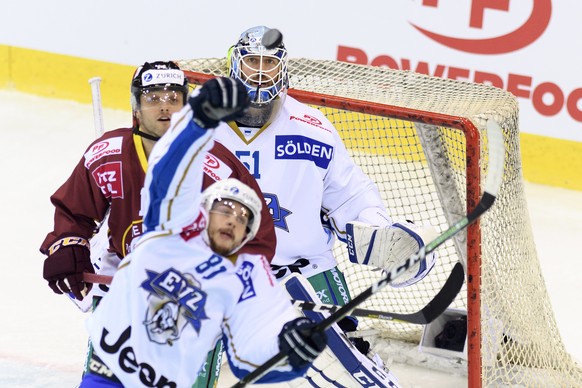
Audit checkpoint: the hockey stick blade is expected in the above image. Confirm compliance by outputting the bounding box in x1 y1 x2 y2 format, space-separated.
292 262 464 325
233 119 505 387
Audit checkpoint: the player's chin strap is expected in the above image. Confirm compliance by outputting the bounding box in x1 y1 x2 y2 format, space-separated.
133 126 161 141
132 114 161 141
232 119 505 388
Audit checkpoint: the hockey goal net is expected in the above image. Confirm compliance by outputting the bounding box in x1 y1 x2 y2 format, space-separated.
177 58 582 387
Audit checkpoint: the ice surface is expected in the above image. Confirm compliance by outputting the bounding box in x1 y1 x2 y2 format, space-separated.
0 90 579 387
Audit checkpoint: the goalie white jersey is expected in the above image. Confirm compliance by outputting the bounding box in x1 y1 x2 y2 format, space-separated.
85 105 304 386
214 96 391 278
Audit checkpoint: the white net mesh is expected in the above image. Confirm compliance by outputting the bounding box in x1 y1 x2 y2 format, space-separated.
176 57 582 387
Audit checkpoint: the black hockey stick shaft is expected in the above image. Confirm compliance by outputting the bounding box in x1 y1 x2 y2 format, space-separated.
233 199 489 387
232 196 493 386
233 120 505 387
232 215 476 388
292 261 464 325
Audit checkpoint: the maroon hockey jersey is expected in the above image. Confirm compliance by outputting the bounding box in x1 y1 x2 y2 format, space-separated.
40 128 275 261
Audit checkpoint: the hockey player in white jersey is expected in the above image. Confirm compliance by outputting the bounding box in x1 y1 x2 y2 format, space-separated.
208 26 440 387
79 77 327 387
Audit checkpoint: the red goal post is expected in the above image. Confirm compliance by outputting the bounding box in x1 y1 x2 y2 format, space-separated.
177 58 582 387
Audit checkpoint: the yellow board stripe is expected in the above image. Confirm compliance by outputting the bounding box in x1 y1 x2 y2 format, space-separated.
0 44 133 110
1 44 580 191
520 133 582 191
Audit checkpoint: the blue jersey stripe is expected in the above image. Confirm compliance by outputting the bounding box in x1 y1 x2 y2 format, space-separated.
144 121 207 230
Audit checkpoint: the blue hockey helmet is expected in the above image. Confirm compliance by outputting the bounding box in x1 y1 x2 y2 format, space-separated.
228 26 288 126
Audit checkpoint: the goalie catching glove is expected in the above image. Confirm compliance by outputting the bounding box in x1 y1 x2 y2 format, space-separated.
42 235 94 301
346 221 438 288
278 317 327 370
189 77 249 129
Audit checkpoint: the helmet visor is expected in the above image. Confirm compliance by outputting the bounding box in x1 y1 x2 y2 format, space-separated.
138 86 185 109
209 199 251 229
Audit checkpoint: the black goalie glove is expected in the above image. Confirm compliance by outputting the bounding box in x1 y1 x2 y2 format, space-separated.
278 317 327 370
189 77 249 129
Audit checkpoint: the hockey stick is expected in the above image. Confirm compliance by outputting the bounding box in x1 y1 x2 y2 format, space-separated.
89 77 105 136
292 261 464 325
83 272 112 285
87 77 111 259
232 119 505 387
82 262 463 326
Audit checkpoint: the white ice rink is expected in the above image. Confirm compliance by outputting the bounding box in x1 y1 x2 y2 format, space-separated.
0 90 580 387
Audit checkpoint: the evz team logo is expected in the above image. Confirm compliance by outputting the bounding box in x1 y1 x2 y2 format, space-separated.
275 135 333 168
141 268 209 345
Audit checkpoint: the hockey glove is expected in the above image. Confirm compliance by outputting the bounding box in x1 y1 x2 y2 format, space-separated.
278 317 327 370
337 317 371 355
43 235 94 301
189 77 249 129
346 220 438 288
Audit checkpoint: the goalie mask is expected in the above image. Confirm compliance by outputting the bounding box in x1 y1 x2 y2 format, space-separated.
200 178 263 255
228 26 289 127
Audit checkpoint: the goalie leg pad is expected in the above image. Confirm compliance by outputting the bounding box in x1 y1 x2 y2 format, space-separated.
306 267 352 306
283 275 401 388
346 221 438 288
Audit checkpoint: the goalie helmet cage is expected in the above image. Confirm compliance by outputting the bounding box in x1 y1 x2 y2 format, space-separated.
177 58 582 387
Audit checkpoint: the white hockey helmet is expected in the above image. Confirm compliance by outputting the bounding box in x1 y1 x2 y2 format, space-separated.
200 178 263 255
228 26 289 127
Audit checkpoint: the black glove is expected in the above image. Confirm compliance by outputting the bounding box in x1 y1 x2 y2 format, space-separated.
278 317 327 370
43 235 94 301
337 316 371 355
189 77 249 128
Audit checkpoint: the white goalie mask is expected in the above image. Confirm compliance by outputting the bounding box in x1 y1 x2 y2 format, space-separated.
228 26 289 127
200 178 263 255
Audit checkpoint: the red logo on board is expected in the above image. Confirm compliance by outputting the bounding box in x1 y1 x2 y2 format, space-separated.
411 0 552 54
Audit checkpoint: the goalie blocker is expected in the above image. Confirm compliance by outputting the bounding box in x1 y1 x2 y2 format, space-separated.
346 221 438 288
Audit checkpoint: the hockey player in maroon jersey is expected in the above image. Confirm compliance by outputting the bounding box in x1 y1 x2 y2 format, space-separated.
41 61 274 303
40 61 275 386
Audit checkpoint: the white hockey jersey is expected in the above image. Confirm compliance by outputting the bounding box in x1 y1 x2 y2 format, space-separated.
214 96 391 278
85 104 304 386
